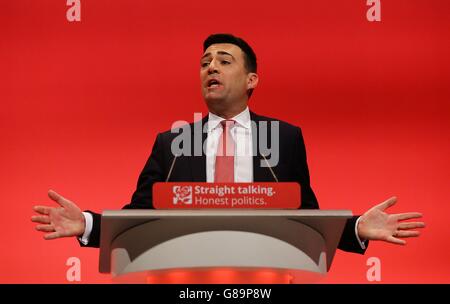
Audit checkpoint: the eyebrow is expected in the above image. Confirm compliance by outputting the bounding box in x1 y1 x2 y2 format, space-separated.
201 51 235 60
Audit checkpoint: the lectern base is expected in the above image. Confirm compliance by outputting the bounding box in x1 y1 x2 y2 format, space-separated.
100 210 352 282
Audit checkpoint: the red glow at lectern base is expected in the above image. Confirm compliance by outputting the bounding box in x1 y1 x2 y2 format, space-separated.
146 268 292 284
141 268 323 284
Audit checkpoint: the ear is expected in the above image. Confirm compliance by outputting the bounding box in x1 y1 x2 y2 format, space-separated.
246 73 259 90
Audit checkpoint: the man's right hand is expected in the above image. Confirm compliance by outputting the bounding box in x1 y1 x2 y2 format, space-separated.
31 190 86 240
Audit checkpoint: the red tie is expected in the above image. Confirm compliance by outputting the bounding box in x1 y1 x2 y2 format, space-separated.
214 120 235 182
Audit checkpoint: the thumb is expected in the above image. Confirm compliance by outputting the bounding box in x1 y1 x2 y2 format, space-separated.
373 196 397 212
48 189 69 208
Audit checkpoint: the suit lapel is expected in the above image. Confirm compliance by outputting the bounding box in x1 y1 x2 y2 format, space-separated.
251 111 274 182
190 115 208 182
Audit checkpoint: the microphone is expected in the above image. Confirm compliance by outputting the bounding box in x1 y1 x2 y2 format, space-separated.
261 153 279 182
165 154 179 182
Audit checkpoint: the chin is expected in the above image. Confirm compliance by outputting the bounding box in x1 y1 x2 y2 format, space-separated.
204 94 225 103
205 96 229 111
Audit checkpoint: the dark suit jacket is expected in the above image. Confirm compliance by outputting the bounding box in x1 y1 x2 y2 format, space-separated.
83 111 367 254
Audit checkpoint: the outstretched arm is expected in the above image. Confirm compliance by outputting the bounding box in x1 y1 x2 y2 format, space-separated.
357 196 425 245
31 190 85 240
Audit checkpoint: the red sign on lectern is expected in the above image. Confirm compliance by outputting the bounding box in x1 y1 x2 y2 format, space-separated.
153 182 301 209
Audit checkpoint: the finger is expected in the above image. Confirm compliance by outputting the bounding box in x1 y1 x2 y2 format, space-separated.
44 232 61 240
31 215 50 224
374 196 397 212
36 225 55 232
394 212 423 221
386 235 406 245
395 231 420 238
48 190 69 208
33 206 51 215
398 222 426 230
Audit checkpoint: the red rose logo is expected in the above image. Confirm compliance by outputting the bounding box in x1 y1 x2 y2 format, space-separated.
173 186 192 205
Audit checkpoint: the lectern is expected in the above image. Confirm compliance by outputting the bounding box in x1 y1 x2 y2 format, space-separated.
99 209 352 283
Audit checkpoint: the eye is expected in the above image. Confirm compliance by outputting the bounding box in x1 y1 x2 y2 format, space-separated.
221 60 230 65
201 62 210 68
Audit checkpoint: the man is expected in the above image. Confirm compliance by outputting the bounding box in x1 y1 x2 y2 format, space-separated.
32 34 424 253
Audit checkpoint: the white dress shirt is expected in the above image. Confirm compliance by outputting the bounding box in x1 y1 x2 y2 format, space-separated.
205 107 253 183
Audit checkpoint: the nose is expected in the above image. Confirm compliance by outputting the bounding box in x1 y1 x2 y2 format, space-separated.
207 59 219 75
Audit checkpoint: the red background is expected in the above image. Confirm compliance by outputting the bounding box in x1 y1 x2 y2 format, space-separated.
1 0 449 283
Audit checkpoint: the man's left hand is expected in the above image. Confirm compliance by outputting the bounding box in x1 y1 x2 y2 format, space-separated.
357 196 425 245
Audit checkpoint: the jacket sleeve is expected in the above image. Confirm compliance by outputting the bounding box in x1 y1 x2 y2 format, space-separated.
293 127 319 209
338 216 368 254
78 211 101 248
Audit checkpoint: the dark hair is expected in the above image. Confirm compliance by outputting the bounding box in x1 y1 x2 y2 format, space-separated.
203 33 257 98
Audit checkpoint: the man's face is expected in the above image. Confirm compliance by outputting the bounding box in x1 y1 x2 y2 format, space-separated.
200 43 253 108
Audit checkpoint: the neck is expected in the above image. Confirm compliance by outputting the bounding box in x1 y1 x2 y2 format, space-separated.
208 102 248 119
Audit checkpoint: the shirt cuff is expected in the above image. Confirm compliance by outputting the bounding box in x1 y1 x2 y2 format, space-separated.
78 212 93 245
355 216 367 250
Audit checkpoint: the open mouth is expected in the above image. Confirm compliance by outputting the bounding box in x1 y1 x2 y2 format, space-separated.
207 79 221 88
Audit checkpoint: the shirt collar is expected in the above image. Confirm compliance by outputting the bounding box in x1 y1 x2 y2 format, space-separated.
207 106 251 132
